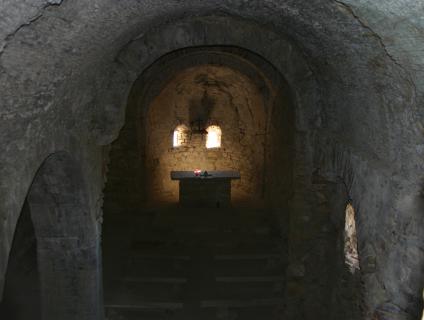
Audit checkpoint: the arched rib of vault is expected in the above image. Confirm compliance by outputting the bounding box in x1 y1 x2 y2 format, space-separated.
0 151 102 319
130 47 290 120
0 143 105 304
26 151 102 320
96 15 318 146
111 45 295 208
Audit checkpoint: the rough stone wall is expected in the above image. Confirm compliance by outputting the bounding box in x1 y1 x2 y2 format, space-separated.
103 45 291 213
0 0 423 319
327 186 363 320
144 65 267 204
315 140 424 319
265 87 294 224
27 152 103 320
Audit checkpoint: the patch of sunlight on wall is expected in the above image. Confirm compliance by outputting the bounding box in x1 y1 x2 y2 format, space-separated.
421 289 424 320
344 203 360 273
173 125 189 147
206 125 222 149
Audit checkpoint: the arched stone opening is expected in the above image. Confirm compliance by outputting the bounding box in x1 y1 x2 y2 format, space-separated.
0 200 41 320
103 45 294 208
143 64 270 205
1 152 102 320
102 45 295 318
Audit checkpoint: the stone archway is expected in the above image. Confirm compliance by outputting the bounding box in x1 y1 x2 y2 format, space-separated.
2 152 102 320
101 44 295 318
0 200 41 320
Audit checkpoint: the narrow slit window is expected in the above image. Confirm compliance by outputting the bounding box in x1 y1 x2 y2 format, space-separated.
344 203 360 273
173 125 188 147
421 290 424 320
206 125 222 149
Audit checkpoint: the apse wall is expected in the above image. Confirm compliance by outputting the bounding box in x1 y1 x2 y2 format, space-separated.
103 46 294 212
143 65 267 204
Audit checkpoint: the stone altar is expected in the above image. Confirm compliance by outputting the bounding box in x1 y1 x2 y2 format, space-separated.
171 171 240 207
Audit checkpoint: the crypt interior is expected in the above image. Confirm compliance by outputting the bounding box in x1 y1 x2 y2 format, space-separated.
0 1 423 320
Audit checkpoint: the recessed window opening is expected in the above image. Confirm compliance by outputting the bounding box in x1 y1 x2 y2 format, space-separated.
206 125 222 149
344 202 360 273
173 125 189 147
421 290 424 320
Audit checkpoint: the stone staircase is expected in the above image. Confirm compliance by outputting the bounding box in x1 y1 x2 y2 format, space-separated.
103 207 286 320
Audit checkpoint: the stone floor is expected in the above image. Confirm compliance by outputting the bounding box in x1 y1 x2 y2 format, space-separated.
102 206 286 320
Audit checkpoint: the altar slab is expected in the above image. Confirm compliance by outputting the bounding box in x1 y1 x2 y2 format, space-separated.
171 171 240 207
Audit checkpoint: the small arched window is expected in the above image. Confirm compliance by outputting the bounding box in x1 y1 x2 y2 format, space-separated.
173 125 189 147
206 125 222 149
344 203 360 273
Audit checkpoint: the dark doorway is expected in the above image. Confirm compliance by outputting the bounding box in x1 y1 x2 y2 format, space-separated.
0 200 41 320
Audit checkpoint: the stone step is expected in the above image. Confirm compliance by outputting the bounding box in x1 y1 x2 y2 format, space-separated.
130 241 188 253
105 309 184 320
105 307 216 320
127 250 285 264
209 279 285 301
130 239 281 255
172 226 271 234
123 277 188 284
105 276 186 305
212 258 286 277
138 222 271 234
106 305 283 320
211 242 282 255
109 276 284 301
215 276 285 283
105 280 186 304
211 305 283 320
130 253 191 260
124 259 189 278
214 253 282 260
105 302 184 310
201 298 283 308
133 229 274 242
141 214 270 231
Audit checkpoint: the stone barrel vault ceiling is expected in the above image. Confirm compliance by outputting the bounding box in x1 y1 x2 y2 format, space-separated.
0 0 423 319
